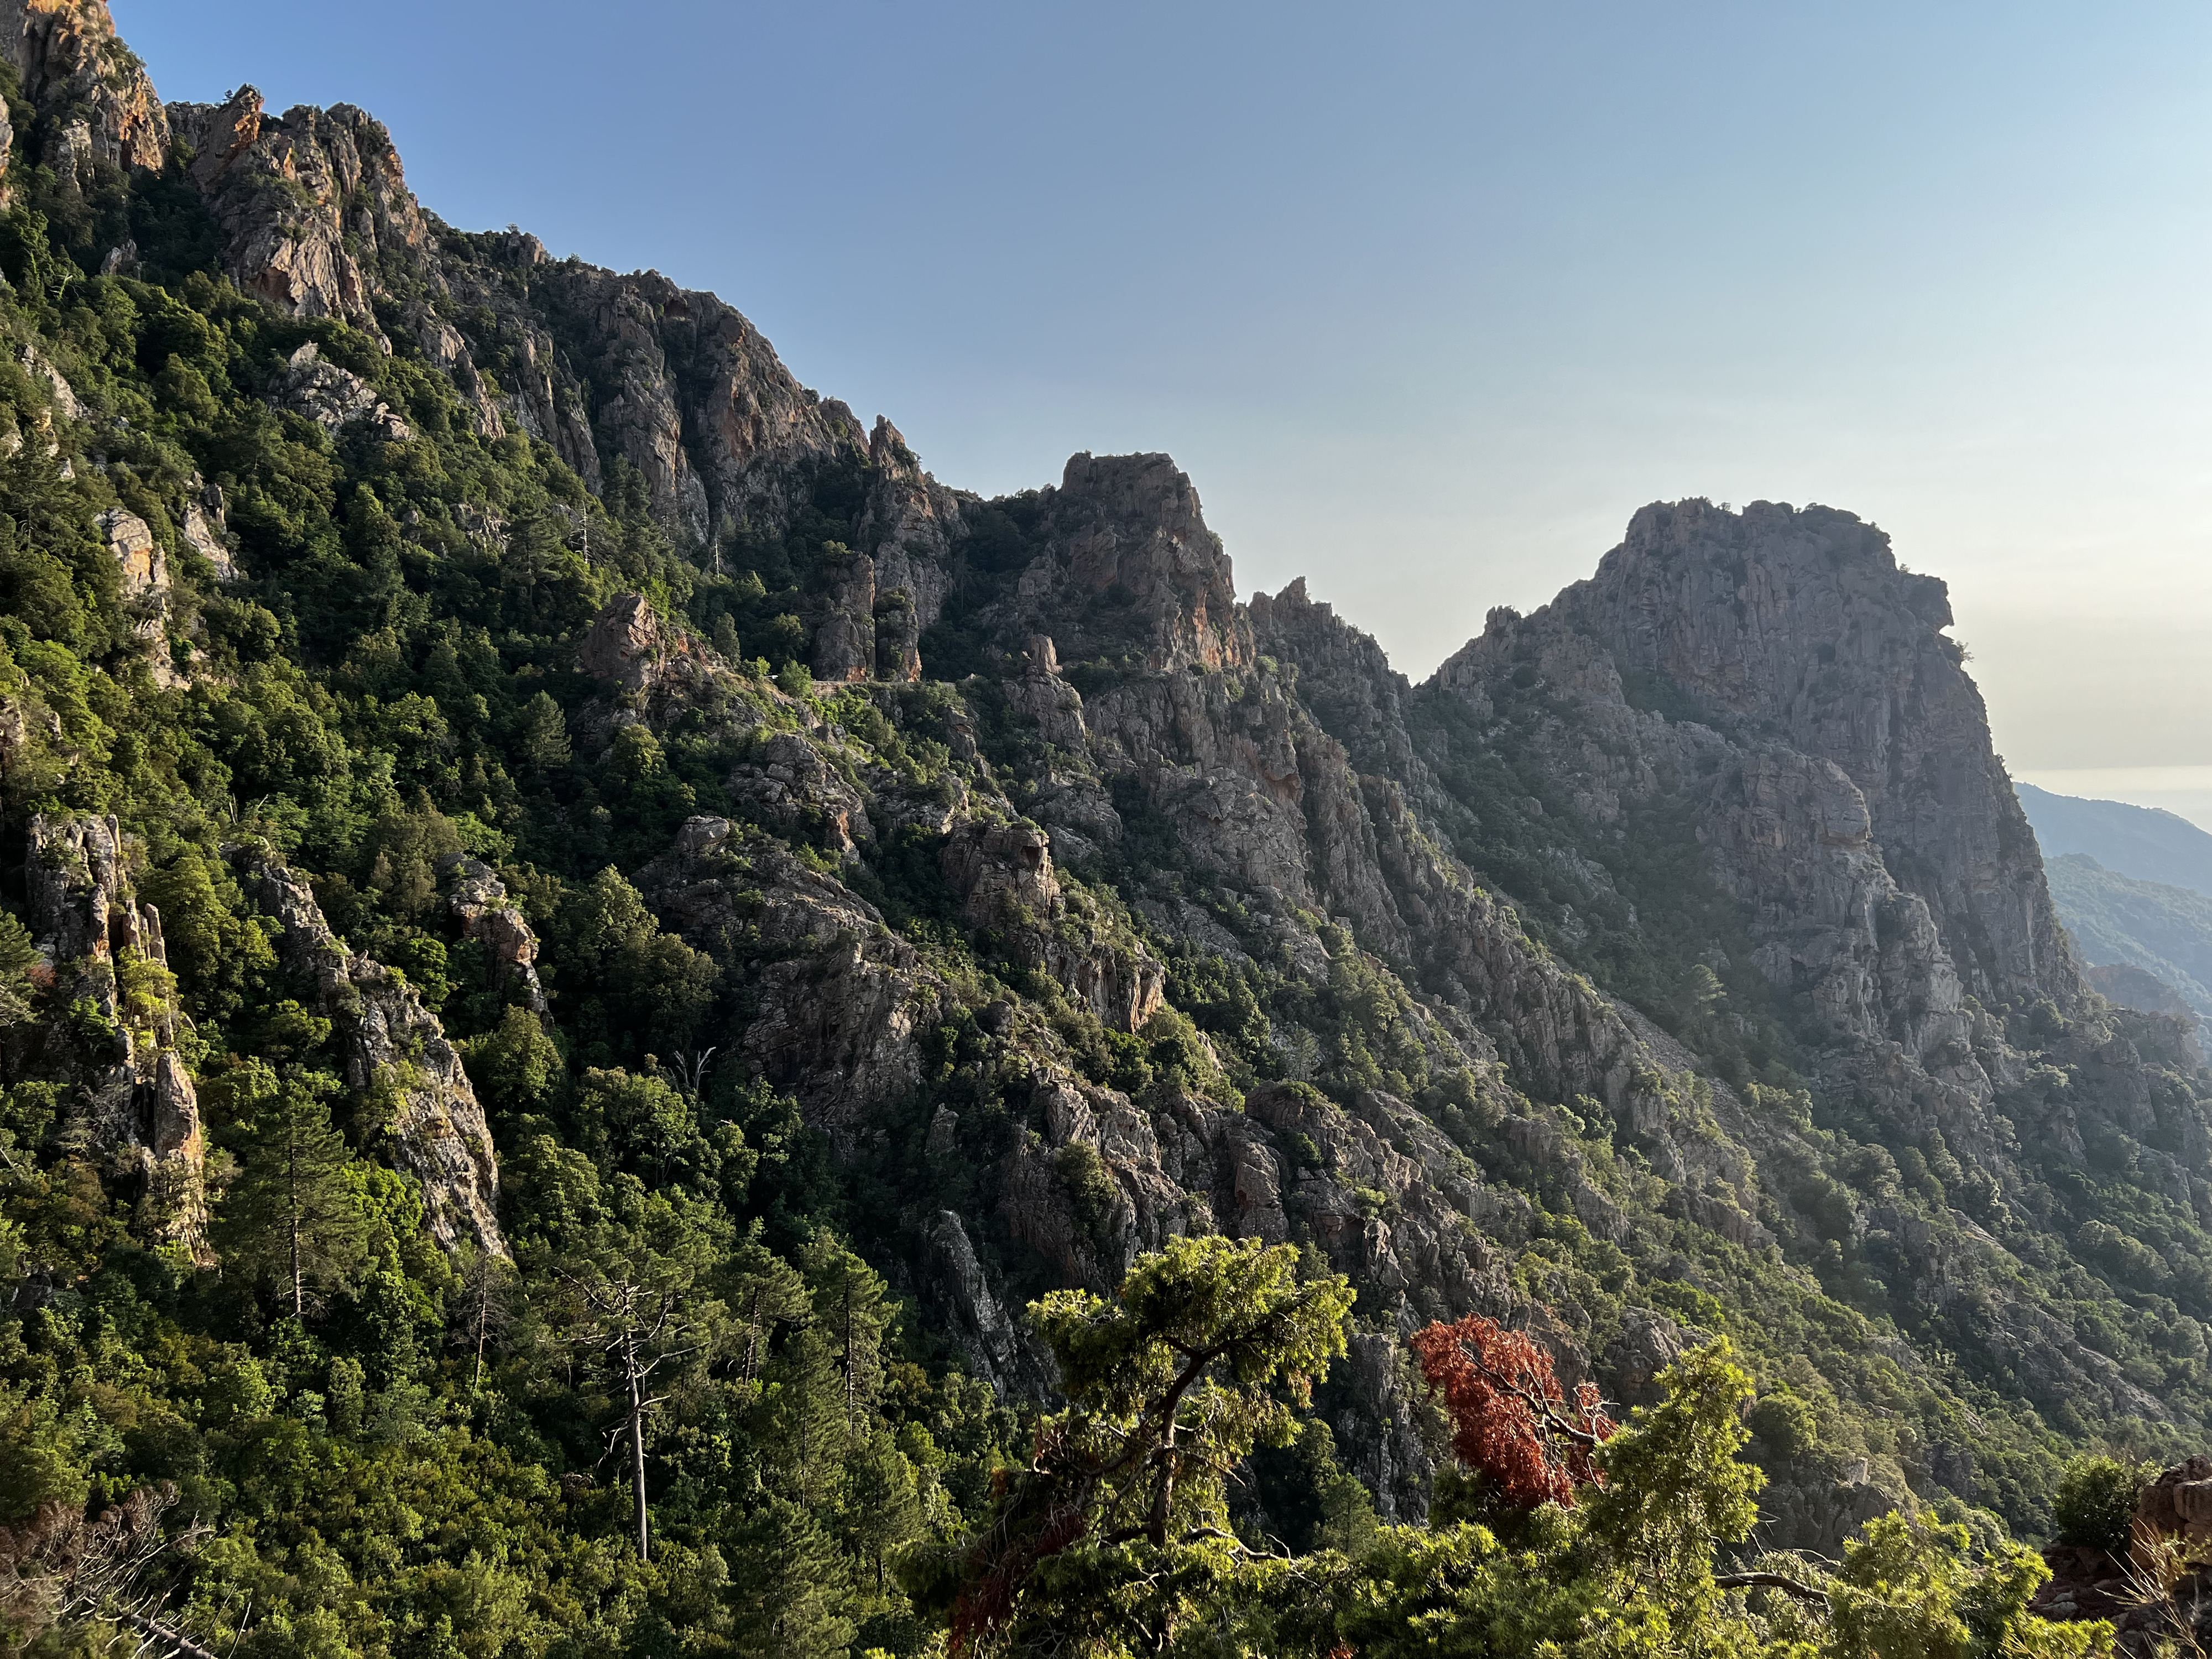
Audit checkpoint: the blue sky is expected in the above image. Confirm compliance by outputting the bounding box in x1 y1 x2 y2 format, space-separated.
114 1 2212 775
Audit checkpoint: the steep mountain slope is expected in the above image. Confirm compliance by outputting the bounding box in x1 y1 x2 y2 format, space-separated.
2044 853 2212 1020
2021 781 2212 899
0 3 2208 1650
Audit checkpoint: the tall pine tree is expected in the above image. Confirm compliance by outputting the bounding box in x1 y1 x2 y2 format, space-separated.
218 1066 369 1322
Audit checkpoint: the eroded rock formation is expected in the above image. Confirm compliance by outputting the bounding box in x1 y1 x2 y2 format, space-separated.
232 846 507 1258
24 815 210 1262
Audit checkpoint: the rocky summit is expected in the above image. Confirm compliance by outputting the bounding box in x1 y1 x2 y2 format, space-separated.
0 3 2201 1655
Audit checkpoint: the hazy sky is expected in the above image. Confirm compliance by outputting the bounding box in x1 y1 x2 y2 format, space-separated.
113 1 2212 775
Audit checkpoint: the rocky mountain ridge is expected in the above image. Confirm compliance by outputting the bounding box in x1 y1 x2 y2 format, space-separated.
3 0 2209 1561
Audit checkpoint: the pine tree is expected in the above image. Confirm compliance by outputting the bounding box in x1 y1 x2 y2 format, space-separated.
729 1223 809 1386
550 1188 730 1562
721 1489 856 1658
799 1232 892 1424
838 1422 923 1599
218 1067 369 1323
450 1245 519 1389
515 689 571 770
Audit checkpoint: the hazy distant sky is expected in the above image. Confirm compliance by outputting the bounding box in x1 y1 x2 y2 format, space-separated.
113 1 2212 776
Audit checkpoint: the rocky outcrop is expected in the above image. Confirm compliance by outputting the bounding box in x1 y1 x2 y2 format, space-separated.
22 343 80 425
726 733 873 864
812 550 877 683
24 815 210 1262
875 589 924 683
1415 506 2093 1170
566 274 710 542
1531 500 2079 1011
169 89 428 338
180 494 235 582
941 819 1165 1033
921 1209 1053 1398
232 846 505 1257
1003 635 1088 751
441 855 546 1014
0 0 169 178
641 826 951 1155
269 343 410 439
972 453 1250 676
143 76 930 559
432 252 875 547
860 416 962 633
401 299 503 436
577 593 668 695
572 592 742 728
494 316 602 487
2088 962 2198 1021
97 508 163 598
2033 1455 2212 1652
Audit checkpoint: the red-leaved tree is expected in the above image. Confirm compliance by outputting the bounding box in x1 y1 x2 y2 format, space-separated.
1410 1314 1616 1509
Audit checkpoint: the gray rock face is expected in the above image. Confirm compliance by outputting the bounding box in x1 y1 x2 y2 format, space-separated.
863 416 962 634
25 815 210 1262
641 830 950 1156
22 343 80 425
478 306 601 489
232 847 506 1258
1537 500 2078 1011
574 592 740 729
1003 637 1089 751
180 497 236 582
143 73 956 567
812 551 877 684
578 593 669 695
270 343 411 439
1419 505 2082 1170
727 732 874 864
941 819 1165 1032
921 1209 1053 1397
976 452 1250 676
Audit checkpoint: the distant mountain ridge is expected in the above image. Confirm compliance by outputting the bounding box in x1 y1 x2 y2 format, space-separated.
2043 853 2212 1020
2019 781 2212 899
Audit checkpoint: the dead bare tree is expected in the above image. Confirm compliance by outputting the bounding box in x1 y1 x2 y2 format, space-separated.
652 1046 717 1098
450 1247 520 1390
0 1484 223 1657
557 1267 707 1563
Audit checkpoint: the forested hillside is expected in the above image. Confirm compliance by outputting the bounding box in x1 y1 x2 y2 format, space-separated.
0 3 2203 1655
2041 854 2212 1021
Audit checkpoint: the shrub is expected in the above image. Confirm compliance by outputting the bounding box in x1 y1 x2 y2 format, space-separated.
2052 1453 2154 1553
1747 1391 1820 1462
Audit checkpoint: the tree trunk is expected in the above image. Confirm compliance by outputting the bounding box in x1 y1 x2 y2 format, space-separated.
288 1177 304 1320
626 1331 650 1563
117 1609 221 1659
